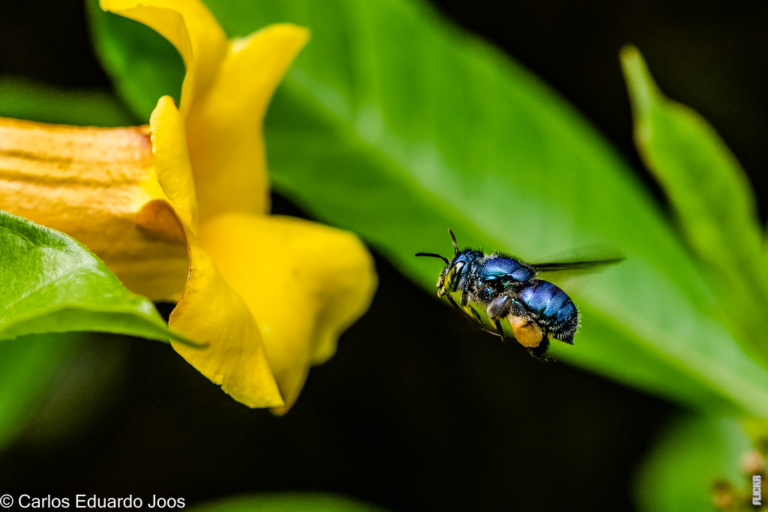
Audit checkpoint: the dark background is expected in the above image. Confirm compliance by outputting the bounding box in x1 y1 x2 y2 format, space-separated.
1 0 766 510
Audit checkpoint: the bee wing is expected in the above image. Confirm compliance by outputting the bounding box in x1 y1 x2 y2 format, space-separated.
529 244 624 277
527 253 623 305
531 258 624 274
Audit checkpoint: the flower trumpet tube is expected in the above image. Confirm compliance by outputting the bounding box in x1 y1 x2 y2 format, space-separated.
0 0 377 413
0 120 188 300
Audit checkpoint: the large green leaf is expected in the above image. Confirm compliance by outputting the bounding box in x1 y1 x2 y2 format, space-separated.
0 210 194 345
89 0 768 416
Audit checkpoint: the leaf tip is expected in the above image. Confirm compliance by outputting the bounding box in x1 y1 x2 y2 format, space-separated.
620 45 659 119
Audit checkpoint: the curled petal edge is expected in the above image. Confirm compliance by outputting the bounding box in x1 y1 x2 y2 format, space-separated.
149 96 284 408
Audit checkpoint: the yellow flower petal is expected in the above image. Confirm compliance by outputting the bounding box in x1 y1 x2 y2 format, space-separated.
0 117 188 301
186 24 309 220
170 236 284 408
199 213 377 414
148 95 198 229
148 97 283 408
101 0 228 114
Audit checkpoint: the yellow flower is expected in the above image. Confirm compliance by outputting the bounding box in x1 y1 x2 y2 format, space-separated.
0 0 377 413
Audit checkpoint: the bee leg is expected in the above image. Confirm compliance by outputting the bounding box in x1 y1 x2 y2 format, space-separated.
527 337 554 362
469 308 483 324
446 293 494 334
492 318 508 341
487 294 512 320
461 283 470 307
486 295 514 341
487 295 513 340
509 300 527 318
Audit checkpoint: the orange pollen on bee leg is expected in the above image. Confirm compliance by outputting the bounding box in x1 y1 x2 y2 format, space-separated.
508 315 544 347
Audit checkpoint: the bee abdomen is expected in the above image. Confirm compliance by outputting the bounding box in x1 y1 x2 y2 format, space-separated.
518 280 579 343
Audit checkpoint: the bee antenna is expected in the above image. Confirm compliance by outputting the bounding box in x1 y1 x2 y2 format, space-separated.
415 252 450 265
449 229 459 257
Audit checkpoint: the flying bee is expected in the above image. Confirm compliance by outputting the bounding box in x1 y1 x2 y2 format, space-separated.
416 230 623 361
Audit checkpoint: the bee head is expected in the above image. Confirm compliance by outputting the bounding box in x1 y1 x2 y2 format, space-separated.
416 229 477 297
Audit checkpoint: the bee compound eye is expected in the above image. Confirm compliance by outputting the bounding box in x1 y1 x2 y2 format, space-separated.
507 315 544 348
446 261 465 290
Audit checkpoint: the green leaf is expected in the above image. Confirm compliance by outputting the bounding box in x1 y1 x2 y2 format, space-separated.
621 46 768 356
0 333 81 453
89 0 768 416
621 47 763 277
188 493 387 512
0 210 195 345
0 76 137 127
635 415 751 512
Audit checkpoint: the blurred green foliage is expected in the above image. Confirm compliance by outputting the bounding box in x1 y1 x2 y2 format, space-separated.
635 416 751 512
88 2 184 119
621 47 768 512
0 77 136 126
622 47 768 363
0 333 81 452
189 493 387 512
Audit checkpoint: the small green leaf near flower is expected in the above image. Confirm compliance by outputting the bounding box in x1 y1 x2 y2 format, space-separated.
0 210 193 345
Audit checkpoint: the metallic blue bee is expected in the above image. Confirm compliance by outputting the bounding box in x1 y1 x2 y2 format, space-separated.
416 230 622 361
